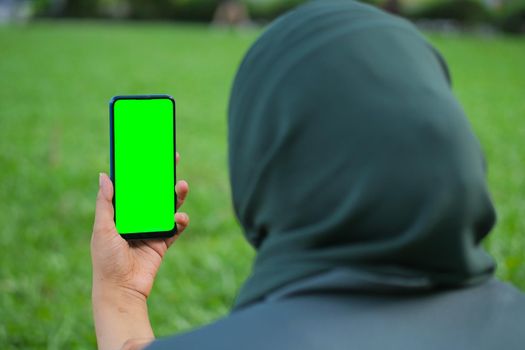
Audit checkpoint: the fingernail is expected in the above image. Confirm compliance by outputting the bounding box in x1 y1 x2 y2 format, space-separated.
99 173 104 188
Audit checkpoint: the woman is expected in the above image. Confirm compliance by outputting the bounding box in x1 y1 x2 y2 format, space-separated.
91 1 525 349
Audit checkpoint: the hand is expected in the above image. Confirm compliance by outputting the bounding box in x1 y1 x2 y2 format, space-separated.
91 152 189 299
91 152 189 350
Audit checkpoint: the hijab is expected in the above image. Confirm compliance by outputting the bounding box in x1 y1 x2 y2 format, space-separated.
228 0 496 309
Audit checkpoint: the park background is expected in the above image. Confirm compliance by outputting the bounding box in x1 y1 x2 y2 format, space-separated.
0 0 524 348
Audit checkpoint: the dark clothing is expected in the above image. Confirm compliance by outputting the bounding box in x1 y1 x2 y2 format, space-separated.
149 0 525 348
228 0 496 309
148 271 525 350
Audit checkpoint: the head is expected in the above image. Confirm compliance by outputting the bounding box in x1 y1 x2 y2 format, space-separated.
228 0 496 307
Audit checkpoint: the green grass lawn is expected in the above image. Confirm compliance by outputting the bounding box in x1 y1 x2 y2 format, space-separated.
0 21 524 349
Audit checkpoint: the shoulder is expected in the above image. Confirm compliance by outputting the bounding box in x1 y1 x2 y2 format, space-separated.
146 298 327 350
147 279 525 350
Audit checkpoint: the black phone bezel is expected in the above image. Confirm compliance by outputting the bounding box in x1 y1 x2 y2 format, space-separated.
109 94 177 240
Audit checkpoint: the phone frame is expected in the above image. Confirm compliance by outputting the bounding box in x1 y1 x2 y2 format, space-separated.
109 94 177 240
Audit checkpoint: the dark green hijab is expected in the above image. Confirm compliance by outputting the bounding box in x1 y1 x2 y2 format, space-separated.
228 0 496 309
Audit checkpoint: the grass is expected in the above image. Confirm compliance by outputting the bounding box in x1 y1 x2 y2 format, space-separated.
0 21 524 349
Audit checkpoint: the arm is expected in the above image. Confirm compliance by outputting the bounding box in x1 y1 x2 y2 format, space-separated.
91 153 189 350
92 282 153 350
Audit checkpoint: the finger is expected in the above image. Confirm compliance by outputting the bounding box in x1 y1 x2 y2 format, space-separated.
175 180 189 210
176 212 189 234
165 212 189 248
176 152 180 165
93 173 116 235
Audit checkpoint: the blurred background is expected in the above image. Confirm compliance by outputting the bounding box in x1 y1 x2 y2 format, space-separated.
1 0 525 33
0 0 524 349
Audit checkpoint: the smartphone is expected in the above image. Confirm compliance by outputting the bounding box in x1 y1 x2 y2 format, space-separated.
109 94 176 239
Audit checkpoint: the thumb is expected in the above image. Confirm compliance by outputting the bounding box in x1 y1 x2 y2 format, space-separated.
93 173 116 235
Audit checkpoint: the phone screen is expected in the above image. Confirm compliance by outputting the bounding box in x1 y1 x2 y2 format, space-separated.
110 95 176 238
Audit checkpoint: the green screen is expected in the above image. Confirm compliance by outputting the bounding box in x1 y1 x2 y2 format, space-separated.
113 97 175 234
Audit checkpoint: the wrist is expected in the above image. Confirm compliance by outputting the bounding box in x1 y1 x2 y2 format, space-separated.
92 279 148 307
